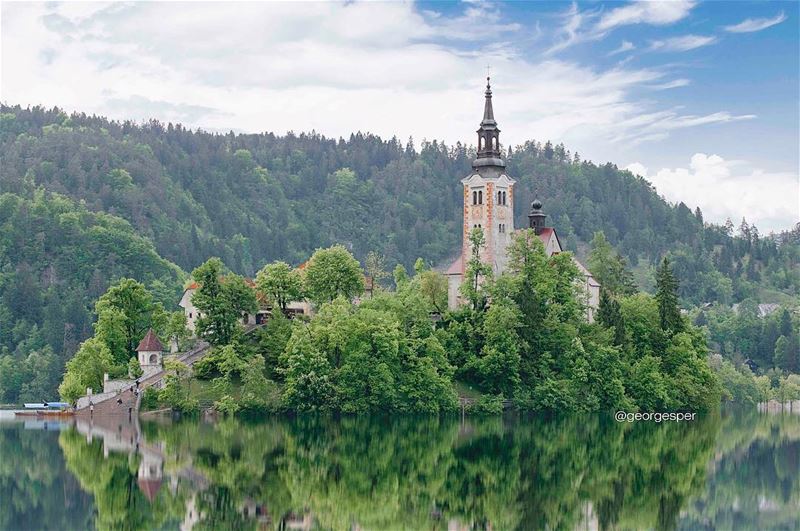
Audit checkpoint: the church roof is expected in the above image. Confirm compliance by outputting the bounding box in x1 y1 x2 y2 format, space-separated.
537 227 555 244
136 329 164 353
446 256 464 275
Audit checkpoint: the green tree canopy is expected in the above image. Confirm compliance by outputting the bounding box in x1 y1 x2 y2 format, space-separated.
255 261 303 313
191 258 257 346
94 278 168 365
303 245 365 305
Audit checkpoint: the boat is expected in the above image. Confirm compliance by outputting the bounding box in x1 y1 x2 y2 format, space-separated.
23 401 70 410
15 410 73 418
17 401 73 417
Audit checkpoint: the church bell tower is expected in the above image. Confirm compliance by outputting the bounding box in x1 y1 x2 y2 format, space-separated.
460 77 516 275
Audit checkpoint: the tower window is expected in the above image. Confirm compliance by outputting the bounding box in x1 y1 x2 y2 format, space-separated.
503 191 507 205
478 190 483 204
473 191 477 205
492 137 497 150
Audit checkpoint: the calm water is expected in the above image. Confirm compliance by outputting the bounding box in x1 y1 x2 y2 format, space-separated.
0 410 797 530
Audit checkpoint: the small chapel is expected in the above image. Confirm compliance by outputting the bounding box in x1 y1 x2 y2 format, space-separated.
444 78 600 321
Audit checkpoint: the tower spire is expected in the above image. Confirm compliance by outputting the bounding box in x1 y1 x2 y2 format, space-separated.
474 75 504 169
482 76 495 124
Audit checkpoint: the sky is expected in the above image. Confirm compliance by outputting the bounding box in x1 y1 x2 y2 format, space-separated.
1 1 798 233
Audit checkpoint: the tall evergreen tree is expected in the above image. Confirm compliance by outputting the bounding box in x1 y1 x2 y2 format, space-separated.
597 289 626 346
655 258 683 334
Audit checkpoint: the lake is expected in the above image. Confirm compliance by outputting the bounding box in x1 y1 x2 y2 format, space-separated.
0 409 797 530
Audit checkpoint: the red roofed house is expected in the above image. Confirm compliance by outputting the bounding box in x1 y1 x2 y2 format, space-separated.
444 79 600 321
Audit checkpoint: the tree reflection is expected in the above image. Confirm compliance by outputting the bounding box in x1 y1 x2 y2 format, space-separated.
5 410 798 530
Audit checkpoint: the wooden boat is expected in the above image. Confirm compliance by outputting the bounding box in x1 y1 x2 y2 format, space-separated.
15 410 73 418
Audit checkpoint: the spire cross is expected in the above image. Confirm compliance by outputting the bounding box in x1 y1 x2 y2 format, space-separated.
486 64 491 82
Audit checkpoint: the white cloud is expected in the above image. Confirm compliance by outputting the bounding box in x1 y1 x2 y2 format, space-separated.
650 35 716 52
545 2 587 55
724 12 787 33
597 1 695 32
0 2 760 169
626 154 799 233
648 78 690 90
547 1 695 54
608 40 635 56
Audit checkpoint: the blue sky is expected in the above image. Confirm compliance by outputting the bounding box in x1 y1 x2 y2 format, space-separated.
1 1 798 232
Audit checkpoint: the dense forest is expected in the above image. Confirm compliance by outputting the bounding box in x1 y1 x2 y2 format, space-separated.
0 104 798 402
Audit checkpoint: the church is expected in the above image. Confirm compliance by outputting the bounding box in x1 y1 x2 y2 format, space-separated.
444 78 600 321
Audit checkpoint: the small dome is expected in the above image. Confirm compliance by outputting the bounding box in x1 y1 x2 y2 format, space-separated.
531 199 543 211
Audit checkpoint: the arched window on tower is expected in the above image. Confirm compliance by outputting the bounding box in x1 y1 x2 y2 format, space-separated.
473 191 477 205
503 191 507 205
478 190 483 204
492 137 497 150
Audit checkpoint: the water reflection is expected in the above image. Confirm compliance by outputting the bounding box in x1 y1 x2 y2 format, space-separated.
0 410 798 530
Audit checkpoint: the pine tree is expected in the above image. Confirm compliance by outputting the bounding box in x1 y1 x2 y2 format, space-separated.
597 289 625 346
655 257 683 334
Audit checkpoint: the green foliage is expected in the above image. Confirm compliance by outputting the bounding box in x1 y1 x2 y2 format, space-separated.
656 257 684 334
417 269 448 314
4 104 797 407
364 251 390 292
191 258 257 345
597 289 625 346
127 356 143 379
158 359 198 413
466 394 505 415
252 311 293 380
0 188 183 404
255 261 303 312
279 282 458 413
587 231 637 296
469 301 521 396
58 338 115 403
139 387 159 410
0 347 62 404
303 245 365 305
238 354 281 414
460 227 492 311
94 278 168 364
708 355 762 405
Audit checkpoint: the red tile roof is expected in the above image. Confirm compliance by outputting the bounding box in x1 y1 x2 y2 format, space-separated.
446 256 464 275
136 329 164 353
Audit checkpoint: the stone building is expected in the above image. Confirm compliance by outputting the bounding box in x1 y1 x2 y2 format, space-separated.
137 328 164 368
179 276 311 336
445 78 600 321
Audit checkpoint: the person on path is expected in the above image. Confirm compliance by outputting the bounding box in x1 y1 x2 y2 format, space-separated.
89 401 94 417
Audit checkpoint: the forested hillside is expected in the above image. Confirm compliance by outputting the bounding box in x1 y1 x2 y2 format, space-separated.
0 189 183 401
0 104 798 382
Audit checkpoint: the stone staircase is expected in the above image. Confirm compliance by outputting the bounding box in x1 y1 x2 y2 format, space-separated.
76 324 263 414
